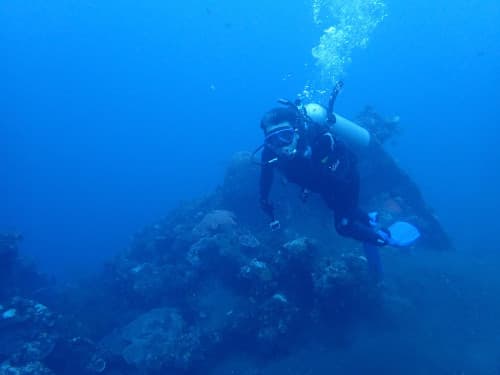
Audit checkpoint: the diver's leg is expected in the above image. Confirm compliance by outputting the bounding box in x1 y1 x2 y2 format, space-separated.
363 242 383 283
329 169 381 244
333 210 386 244
327 173 386 281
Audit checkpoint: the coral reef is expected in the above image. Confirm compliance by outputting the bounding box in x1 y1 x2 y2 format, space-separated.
0 107 453 374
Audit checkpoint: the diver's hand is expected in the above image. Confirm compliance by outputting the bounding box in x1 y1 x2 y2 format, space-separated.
375 228 399 247
260 199 280 231
327 80 344 125
334 80 344 94
269 220 281 231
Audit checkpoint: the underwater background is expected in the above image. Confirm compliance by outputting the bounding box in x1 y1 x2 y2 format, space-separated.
2 0 500 373
2 0 499 275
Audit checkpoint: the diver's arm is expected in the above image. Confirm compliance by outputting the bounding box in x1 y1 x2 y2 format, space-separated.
259 147 275 217
312 132 335 164
327 81 343 123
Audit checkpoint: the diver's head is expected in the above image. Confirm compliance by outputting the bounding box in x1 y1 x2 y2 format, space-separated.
304 103 328 125
265 126 299 159
261 107 300 159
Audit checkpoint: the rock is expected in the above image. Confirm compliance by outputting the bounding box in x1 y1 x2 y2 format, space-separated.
0 361 54 375
45 337 106 375
312 253 378 318
0 235 51 302
238 233 260 251
240 259 273 283
102 308 202 371
192 210 237 238
2 309 16 320
0 298 58 362
187 237 220 268
15 105 451 374
255 293 300 355
273 237 316 274
282 237 315 259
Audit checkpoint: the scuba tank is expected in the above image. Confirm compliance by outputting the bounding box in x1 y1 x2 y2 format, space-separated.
332 113 370 149
283 82 371 150
252 82 371 164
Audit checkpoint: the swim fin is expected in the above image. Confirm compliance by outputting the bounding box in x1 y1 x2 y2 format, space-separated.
388 221 421 247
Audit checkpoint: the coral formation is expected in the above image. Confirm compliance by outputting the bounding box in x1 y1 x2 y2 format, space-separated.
0 107 452 374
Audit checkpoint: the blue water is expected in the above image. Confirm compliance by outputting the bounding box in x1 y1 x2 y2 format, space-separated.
2 0 499 279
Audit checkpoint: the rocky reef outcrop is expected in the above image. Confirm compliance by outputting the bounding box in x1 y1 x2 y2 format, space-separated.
0 108 452 374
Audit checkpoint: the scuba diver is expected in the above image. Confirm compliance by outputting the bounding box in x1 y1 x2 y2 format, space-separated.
256 83 419 280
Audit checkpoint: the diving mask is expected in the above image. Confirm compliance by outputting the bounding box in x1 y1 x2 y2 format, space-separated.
265 128 299 158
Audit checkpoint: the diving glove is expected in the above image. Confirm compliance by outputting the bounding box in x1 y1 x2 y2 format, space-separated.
269 220 281 231
375 228 399 246
260 198 281 231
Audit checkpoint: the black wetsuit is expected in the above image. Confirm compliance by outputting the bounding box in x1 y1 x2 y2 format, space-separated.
260 131 383 245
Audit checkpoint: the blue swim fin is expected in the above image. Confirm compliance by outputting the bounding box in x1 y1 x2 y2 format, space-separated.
388 221 421 247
